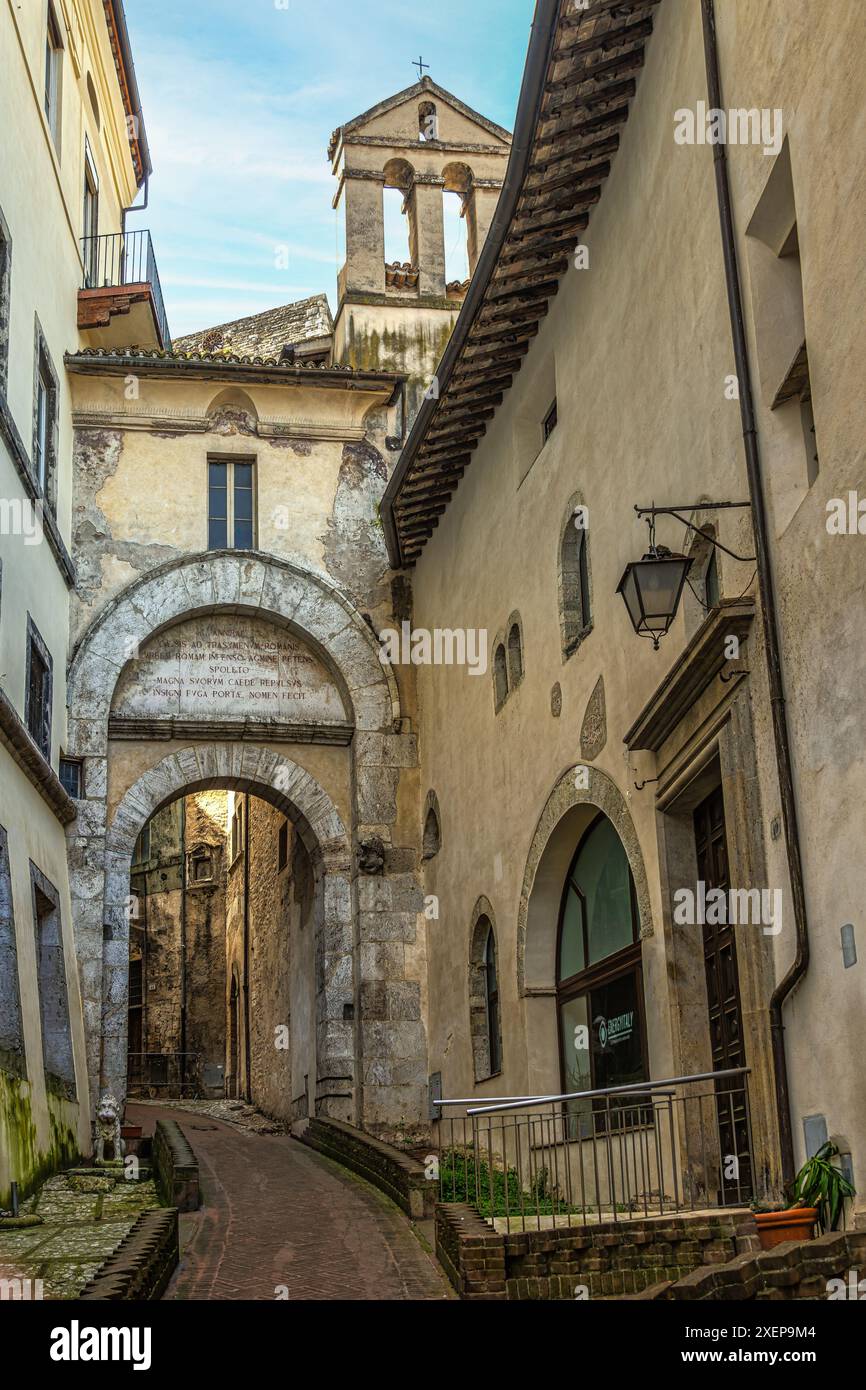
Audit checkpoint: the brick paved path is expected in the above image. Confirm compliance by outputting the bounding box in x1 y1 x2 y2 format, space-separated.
128 1106 450 1301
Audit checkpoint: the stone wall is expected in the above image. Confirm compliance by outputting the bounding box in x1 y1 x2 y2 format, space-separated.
301 1115 436 1220
629 1229 866 1302
152 1118 200 1213
129 793 228 1096
79 1209 180 1302
435 1206 759 1301
238 796 317 1124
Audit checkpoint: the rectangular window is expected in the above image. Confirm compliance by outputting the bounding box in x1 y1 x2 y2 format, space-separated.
230 797 245 864
32 863 75 1098
82 141 99 285
542 398 558 443
208 458 256 550
35 361 51 490
0 825 26 1078
25 616 53 759
560 968 647 1139
128 956 143 1010
32 324 58 505
44 5 63 150
59 757 83 799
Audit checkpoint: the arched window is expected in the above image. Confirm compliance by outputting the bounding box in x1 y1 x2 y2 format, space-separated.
507 619 523 687
418 101 438 141
422 797 441 859
557 814 646 1127
493 641 508 710
484 925 502 1076
560 502 592 658
442 162 472 286
383 158 415 269
469 905 503 1080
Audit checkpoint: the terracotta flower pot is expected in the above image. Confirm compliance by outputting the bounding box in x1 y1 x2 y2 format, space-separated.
754 1207 818 1249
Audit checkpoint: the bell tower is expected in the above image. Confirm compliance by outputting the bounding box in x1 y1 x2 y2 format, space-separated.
328 76 511 420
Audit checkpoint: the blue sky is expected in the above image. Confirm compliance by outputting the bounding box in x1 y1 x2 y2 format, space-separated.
124 0 536 339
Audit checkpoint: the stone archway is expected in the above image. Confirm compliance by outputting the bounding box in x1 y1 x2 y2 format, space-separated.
517 765 653 1095
65 552 427 1141
67 550 400 736
98 744 353 1124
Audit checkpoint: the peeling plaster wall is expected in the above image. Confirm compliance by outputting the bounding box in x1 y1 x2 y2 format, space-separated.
335 305 456 423
68 375 406 640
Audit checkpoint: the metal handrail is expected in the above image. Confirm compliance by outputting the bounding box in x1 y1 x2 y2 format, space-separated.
461 1066 751 1115
435 1095 544 1108
435 1065 758 1226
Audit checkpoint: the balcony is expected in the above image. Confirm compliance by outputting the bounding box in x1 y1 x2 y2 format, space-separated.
78 229 172 350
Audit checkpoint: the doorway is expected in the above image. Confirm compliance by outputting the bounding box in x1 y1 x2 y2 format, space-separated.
228 972 240 1101
692 783 753 1200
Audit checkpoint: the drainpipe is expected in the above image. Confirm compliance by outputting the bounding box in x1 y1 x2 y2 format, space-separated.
141 870 148 1067
121 173 148 237
701 0 809 1187
242 793 252 1100
179 800 187 1092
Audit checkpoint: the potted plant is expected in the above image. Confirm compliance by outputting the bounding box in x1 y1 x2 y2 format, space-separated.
753 1141 855 1250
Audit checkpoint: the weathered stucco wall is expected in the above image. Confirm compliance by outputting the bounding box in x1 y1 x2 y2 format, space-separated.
68 376 405 642
0 0 146 1195
225 797 317 1125
409 0 866 1200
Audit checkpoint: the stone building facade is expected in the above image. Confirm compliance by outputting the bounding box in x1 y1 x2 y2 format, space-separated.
127 792 229 1099
1 0 150 1205
3 0 862 1235
382 0 866 1213
52 46 511 1148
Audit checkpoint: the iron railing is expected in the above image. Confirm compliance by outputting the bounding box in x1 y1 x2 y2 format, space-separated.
434 1067 756 1232
80 229 172 349
127 1051 201 1098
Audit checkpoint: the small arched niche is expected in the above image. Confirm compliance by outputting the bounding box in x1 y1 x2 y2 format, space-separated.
469 899 503 1081
418 101 438 142
492 635 508 712
422 790 442 860
205 387 259 427
507 612 524 688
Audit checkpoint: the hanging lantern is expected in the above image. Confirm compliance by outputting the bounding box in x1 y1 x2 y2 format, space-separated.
617 516 691 649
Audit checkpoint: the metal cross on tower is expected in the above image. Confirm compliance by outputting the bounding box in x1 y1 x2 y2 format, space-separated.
413 55 430 80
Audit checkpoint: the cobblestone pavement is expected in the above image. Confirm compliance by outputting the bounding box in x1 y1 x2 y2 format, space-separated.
0 1168 161 1299
129 1104 452 1301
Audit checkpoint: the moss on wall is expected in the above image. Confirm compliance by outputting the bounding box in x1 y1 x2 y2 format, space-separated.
0 1072 78 1208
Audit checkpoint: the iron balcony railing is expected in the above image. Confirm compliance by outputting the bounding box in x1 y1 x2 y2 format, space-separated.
127 1051 201 1098
80 229 172 349
434 1067 756 1232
